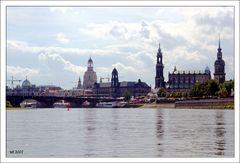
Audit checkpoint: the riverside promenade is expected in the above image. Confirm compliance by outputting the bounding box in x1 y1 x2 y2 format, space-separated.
175 98 234 109
140 98 234 109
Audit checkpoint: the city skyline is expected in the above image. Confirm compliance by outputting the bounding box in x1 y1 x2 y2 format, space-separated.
7 7 234 89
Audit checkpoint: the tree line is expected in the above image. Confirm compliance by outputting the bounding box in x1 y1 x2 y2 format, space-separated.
157 80 234 98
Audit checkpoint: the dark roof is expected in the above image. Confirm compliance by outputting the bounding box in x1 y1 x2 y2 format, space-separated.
112 68 118 75
99 82 111 88
120 81 135 87
95 81 150 88
88 57 93 63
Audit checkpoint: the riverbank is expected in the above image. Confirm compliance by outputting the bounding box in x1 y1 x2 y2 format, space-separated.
140 103 175 108
140 98 234 109
6 107 32 110
175 98 234 109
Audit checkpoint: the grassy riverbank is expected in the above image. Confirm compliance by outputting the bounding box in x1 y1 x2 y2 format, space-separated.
6 107 32 110
139 103 234 109
140 103 175 109
139 98 234 109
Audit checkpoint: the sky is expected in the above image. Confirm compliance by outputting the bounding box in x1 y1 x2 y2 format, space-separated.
6 7 234 89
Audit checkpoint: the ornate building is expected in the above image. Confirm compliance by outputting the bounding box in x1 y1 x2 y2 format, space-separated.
93 68 151 98
155 43 165 88
167 66 211 92
214 36 225 83
83 57 97 89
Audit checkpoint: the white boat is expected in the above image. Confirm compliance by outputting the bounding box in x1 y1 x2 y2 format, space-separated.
20 100 38 108
53 100 71 108
116 101 128 107
96 101 127 108
96 101 118 108
82 100 91 107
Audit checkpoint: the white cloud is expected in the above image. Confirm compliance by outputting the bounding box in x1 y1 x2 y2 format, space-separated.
170 47 208 62
38 52 85 74
7 65 39 78
7 40 126 57
56 32 70 44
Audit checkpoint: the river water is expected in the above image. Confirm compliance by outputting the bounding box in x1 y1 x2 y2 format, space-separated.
6 108 234 157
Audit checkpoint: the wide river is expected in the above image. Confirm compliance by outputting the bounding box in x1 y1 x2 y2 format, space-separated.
6 108 234 158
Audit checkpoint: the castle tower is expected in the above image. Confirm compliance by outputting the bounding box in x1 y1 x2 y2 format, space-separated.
83 57 97 89
111 68 119 87
214 35 225 83
111 67 119 98
77 76 82 89
155 43 165 88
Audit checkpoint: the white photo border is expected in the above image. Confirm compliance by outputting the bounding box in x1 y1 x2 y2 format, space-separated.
1 1 239 163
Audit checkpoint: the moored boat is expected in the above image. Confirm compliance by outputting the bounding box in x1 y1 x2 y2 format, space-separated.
53 100 71 108
96 101 118 108
96 101 127 108
20 100 39 108
116 101 128 107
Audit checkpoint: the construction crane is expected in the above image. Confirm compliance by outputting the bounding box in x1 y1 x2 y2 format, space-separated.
7 76 21 89
99 75 124 83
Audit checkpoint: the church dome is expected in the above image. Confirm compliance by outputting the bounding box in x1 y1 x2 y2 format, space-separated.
112 68 118 75
22 79 31 87
205 66 211 74
88 57 93 63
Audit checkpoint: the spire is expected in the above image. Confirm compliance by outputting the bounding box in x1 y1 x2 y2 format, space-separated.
218 33 222 51
158 42 161 52
77 76 82 89
174 66 177 72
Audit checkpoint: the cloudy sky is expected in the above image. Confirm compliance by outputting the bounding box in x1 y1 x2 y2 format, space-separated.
6 6 234 89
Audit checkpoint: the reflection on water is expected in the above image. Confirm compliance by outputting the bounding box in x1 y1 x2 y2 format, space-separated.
7 108 234 157
156 109 164 157
214 111 226 156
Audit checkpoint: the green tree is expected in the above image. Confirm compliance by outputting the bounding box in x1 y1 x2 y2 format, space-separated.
206 80 220 96
171 92 183 98
157 88 166 97
218 86 228 98
190 80 220 97
123 90 131 102
223 80 234 96
190 83 204 97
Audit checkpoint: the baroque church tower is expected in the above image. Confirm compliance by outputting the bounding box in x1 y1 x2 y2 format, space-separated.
155 43 165 88
214 35 225 83
83 57 97 89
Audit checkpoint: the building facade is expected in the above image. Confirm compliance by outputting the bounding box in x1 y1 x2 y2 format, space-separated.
93 68 151 98
167 67 211 92
83 57 97 89
214 37 225 83
154 36 225 92
155 43 165 88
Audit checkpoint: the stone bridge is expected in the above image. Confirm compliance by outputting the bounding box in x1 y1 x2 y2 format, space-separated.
6 95 120 108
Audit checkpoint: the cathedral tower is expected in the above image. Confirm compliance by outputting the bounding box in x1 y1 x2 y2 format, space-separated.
111 68 120 98
155 43 165 88
83 57 97 89
214 35 225 83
